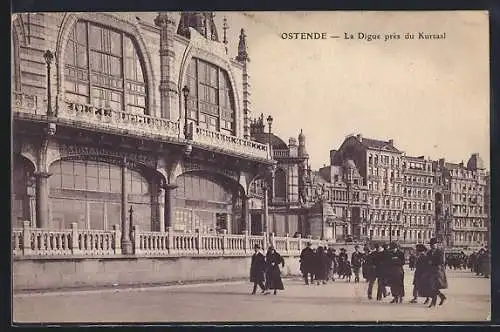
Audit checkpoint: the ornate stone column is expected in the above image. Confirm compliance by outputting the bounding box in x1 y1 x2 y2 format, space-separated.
155 12 178 120
164 184 178 229
241 194 249 233
121 159 132 254
34 171 51 228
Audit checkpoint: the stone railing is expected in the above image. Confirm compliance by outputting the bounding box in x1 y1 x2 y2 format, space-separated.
193 126 270 160
12 222 364 259
60 101 180 138
273 149 290 159
12 91 42 115
12 221 121 257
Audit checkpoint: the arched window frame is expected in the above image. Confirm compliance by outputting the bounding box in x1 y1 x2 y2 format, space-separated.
62 18 149 115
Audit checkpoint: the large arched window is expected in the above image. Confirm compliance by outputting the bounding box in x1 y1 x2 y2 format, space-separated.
185 58 236 135
49 159 152 231
175 173 238 233
64 21 147 114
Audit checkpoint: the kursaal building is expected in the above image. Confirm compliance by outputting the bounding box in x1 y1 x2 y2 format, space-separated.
11 11 321 249
11 11 489 255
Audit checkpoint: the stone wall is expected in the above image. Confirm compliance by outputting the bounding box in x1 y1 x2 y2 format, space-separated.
13 243 359 291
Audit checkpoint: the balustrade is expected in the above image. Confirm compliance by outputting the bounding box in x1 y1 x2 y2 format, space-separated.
12 91 41 115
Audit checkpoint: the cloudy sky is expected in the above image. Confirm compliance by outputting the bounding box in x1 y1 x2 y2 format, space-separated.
214 11 490 170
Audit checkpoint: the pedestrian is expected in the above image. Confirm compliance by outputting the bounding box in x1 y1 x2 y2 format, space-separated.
250 244 266 294
373 244 388 300
365 245 378 300
387 242 405 304
326 246 336 281
409 251 416 271
425 238 448 308
338 248 348 279
299 241 315 285
409 244 430 304
314 245 330 285
344 260 353 282
362 246 371 282
351 245 364 283
330 248 339 280
264 246 285 295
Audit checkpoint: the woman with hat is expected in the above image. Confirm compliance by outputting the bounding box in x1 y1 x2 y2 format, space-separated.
425 238 448 307
250 244 266 294
264 246 285 295
410 244 430 304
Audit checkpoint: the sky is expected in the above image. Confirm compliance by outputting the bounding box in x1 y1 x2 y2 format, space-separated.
214 11 490 170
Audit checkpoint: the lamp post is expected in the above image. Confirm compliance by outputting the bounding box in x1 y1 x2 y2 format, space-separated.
389 217 393 244
266 115 273 152
182 85 192 156
43 50 54 117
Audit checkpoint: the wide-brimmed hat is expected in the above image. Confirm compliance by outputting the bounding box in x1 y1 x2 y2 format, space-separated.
430 238 438 245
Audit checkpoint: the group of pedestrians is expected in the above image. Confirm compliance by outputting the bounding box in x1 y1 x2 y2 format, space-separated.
467 248 491 278
299 242 362 285
250 244 285 295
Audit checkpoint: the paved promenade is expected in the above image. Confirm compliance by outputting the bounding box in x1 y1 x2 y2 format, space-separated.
13 269 490 323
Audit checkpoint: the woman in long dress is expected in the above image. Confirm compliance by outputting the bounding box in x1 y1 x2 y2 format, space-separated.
409 244 430 304
264 246 285 295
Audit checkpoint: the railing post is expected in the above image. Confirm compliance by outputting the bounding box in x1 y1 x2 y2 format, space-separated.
196 228 203 255
113 224 122 254
285 233 290 254
271 232 276 249
297 233 302 252
167 226 173 255
222 229 228 255
71 222 81 255
243 230 249 254
133 225 140 255
22 220 32 256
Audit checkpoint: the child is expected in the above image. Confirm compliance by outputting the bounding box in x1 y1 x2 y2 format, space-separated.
345 260 353 282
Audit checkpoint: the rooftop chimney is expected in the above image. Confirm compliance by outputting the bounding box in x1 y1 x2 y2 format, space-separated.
356 134 363 142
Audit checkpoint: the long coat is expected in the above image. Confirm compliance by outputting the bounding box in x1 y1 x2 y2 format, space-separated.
362 251 377 280
265 251 285 290
387 249 405 297
420 248 448 297
314 248 331 280
300 247 315 274
413 253 429 297
250 251 266 283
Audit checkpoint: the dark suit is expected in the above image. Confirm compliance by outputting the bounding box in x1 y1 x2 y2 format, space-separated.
250 251 266 293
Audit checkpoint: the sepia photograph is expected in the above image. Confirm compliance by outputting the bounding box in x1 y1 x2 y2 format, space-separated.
11 10 491 323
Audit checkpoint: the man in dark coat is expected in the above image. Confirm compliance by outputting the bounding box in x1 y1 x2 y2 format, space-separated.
338 248 348 279
425 238 447 307
362 247 371 282
365 245 378 299
387 242 405 303
250 244 266 294
300 242 315 285
375 243 390 300
408 252 417 271
410 244 430 304
351 245 364 283
265 246 285 295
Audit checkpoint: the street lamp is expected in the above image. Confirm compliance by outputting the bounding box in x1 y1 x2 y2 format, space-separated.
266 115 273 147
182 85 192 156
43 50 54 117
389 217 393 244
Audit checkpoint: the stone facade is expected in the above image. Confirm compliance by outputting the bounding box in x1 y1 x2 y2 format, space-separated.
12 12 275 246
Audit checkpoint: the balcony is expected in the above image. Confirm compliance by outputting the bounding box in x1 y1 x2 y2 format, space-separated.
12 92 271 161
273 149 290 159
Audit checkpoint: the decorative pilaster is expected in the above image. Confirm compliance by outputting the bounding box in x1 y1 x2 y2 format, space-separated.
121 158 132 254
158 187 166 232
34 171 51 228
164 184 178 229
236 28 251 139
155 12 178 120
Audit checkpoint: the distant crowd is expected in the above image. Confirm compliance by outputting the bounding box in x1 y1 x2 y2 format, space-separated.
249 238 490 307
